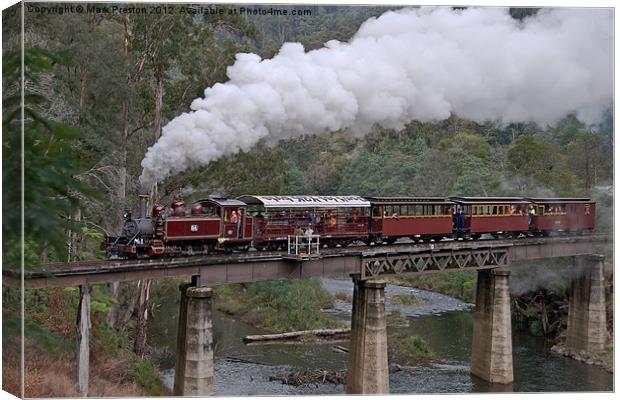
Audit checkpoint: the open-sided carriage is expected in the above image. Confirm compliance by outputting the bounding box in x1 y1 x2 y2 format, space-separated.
237 195 371 248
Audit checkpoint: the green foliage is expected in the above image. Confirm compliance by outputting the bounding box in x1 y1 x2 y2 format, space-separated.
390 294 425 306
246 278 337 332
2 48 95 268
133 357 170 396
285 165 309 194
172 145 289 200
397 271 477 303
214 278 338 332
390 334 435 363
24 319 74 357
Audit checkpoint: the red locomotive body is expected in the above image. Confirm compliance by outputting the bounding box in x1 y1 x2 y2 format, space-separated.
450 197 530 238
526 198 595 234
238 195 370 247
164 198 252 244
367 197 453 243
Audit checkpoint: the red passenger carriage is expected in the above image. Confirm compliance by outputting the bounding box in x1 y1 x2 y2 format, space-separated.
367 197 453 243
526 197 595 234
449 197 531 238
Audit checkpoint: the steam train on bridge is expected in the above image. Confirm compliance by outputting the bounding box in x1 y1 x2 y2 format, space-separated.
103 194 596 259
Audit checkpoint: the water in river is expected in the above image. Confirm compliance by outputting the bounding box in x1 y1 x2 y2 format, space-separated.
147 278 613 395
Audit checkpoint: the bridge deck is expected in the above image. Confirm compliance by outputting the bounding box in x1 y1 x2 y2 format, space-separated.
2 235 610 289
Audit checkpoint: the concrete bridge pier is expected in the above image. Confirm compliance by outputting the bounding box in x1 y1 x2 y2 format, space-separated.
566 255 608 354
173 282 214 396
470 268 513 384
346 277 389 394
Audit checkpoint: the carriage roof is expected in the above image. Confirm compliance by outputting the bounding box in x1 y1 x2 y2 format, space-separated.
365 196 452 204
525 197 593 204
237 195 371 209
198 198 247 207
449 197 531 205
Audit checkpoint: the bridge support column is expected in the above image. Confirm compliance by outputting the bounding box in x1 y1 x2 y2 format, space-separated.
173 284 214 396
566 255 607 354
470 269 513 384
346 278 389 394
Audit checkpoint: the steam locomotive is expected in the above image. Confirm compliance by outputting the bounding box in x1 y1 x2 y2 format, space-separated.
103 194 596 259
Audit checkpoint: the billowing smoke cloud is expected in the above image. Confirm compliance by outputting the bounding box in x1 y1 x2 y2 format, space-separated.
139 7 612 185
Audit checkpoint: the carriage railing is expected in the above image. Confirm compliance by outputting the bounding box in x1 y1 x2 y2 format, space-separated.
287 235 321 257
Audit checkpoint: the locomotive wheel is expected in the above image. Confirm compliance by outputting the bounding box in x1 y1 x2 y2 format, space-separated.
384 237 397 245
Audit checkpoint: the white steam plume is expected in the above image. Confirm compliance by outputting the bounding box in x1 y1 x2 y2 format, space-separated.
139 7 612 185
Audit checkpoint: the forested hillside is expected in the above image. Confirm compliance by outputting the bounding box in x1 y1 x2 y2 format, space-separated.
2 4 613 396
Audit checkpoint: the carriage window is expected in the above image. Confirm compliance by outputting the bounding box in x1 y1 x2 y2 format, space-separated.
372 206 382 218
203 205 214 216
407 206 415 216
584 204 590 215
401 206 408 216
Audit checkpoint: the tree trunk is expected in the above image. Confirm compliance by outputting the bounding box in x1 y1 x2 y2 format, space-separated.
76 285 91 396
118 16 131 232
68 206 81 262
79 70 87 109
243 328 350 343
118 100 129 231
150 68 164 204
106 281 120 329
134 279 151 357
120 282 139 327
38 240 47 264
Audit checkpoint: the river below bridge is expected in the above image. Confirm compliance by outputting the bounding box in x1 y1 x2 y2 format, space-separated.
148 278 612 395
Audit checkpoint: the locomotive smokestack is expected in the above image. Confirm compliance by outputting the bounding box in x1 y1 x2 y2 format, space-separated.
139 185 149 219
139 195 148 219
